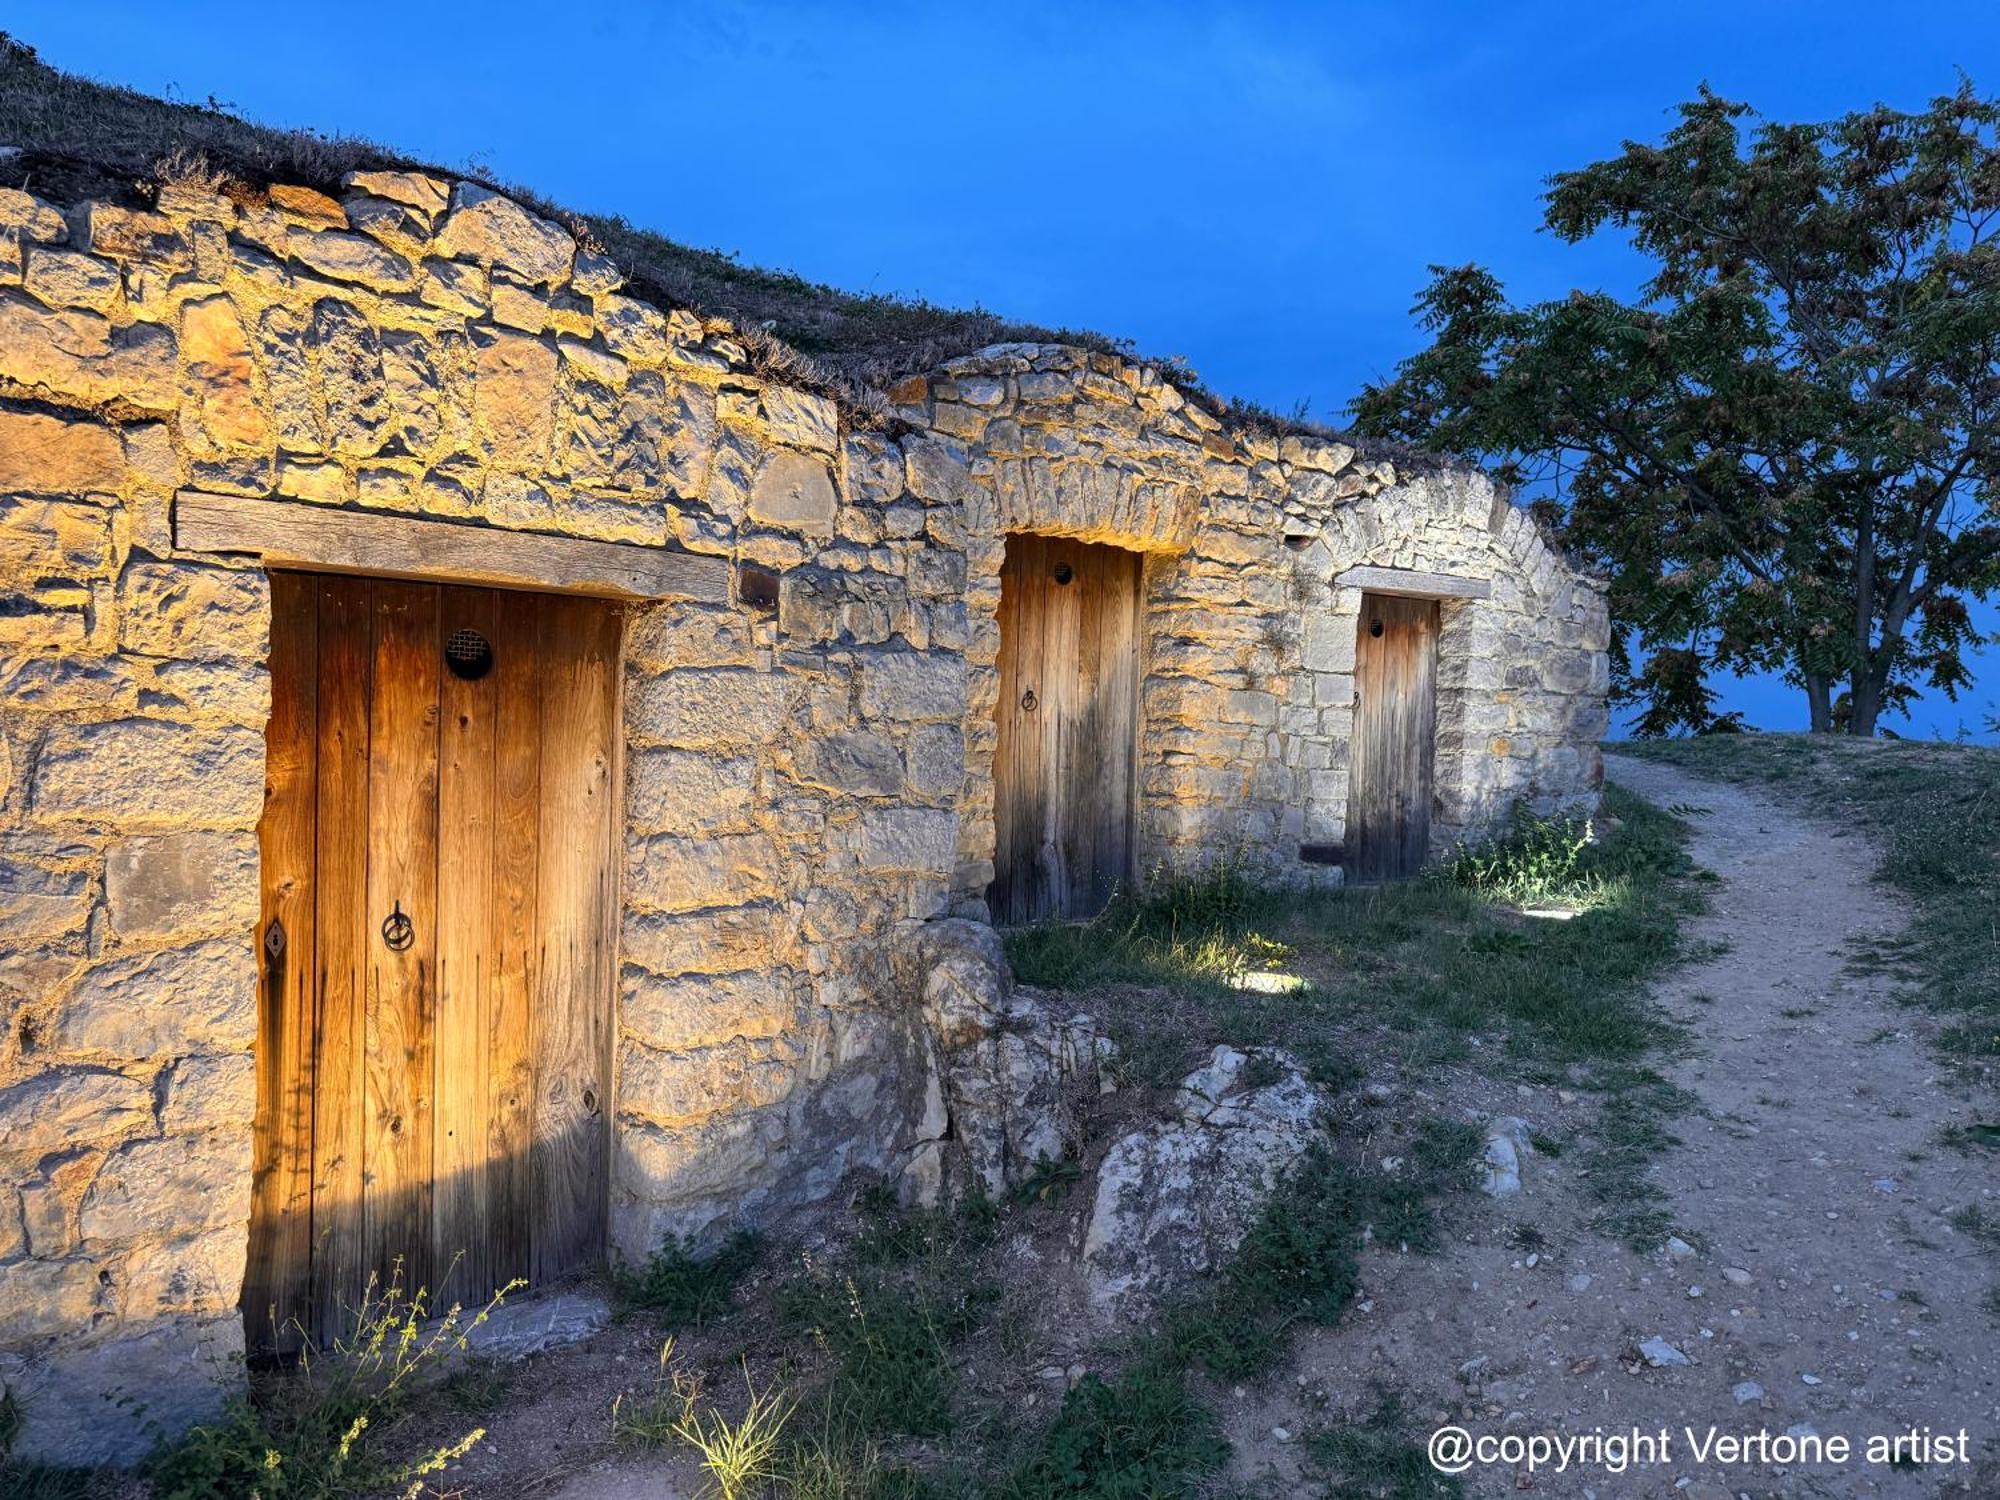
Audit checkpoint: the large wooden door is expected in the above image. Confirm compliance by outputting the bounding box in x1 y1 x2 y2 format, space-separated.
1347 592 1439 883
246 573 620 1351
990 535 1143 924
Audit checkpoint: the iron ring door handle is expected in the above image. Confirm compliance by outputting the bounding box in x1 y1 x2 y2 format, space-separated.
381 901 414 952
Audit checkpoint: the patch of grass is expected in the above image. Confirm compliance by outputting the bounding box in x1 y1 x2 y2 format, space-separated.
147 1265 506 1500
1938 1121 2000 1153
1619 734 2000 1070
1159 1121 1474 1383
612 1230 761 1327
1306 1393 1463 1499
1010 784 1702 1093
785 1193 1000 1441
991 1367 1228 1500
1947 1204 2000 1253
1576 1066 1698 1251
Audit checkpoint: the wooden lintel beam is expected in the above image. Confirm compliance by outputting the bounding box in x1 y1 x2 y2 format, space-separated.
173 491 732 604
1334 565 1491 601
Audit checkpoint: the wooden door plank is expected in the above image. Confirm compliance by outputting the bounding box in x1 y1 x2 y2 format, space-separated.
245 570 317 1354
1057 538 1101 916
433 588 498 1304
486 594 542 1291
363 580 441 1301
309 576 372 1341
1040 539 1082 917
531 595 619 1281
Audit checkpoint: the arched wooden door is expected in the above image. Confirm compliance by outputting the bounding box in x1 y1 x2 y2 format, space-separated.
1346 592 1439 882
246 571 619 1351
990 535 1143 924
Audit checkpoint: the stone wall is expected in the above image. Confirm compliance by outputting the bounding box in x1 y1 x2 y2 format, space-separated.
888 346 1606 902
0 169 1606 1464
0 169 963 1462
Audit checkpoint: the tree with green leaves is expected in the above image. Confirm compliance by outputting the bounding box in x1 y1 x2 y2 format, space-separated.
1352 85 2000 736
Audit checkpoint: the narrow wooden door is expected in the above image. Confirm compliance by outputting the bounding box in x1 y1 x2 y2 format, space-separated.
246 573 620 1352
990 535 1143 924
1347 593 1439 883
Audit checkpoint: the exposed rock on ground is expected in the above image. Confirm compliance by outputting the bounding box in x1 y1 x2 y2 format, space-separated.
1082 1045 1324 1314
903 918 1113 1199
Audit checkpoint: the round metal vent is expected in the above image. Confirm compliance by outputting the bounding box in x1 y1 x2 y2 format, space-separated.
445 628 494 681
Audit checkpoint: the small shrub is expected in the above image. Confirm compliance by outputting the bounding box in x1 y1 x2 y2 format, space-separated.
148 1262 509 1500
612 1230 760 1327
1442 804 1595 906
614 1342 795 1500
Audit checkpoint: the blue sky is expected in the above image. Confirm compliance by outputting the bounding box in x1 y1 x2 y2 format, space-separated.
12 1 1997 739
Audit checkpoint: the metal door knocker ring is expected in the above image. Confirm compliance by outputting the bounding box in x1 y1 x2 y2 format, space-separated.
381 901 415 952
1021 688 1039 712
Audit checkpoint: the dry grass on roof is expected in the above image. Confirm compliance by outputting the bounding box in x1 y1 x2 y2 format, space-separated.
0 30 1425 458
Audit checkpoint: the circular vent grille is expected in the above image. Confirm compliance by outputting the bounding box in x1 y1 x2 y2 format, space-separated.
445 628 494 681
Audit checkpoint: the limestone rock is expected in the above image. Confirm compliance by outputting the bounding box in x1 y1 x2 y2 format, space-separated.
1480 1115 1533 1197
0 288 176 409
1082 1046 1322 1313
79 1131 251 1243
117 562 268 662
51 937 257 1059
749 450 837 534
472 326 558 465
0 409 127 495
30 719 263 829
902 919 1110 1197
436 183 574 285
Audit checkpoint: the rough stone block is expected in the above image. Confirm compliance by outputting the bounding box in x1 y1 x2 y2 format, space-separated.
0 1257 104 1344
0 408 127 497
748 450 836 535
117 562 268 661
78 1130 251 1244
50 937 256 1059
623 905 779 976
621 969 798 1053
0 1312 240 1466
625 748 757 833
159 1052 257 1132
620 1037 798 1126
436 183 575 285
857 651 966 723
795 731 903 796
0 1067 153 1149
626 669 794 750
22 247 120 312
0 497 115 581
858 807 957 872
0 289 175 409
626 832 784 914
30 719 262 829
472 327 558 465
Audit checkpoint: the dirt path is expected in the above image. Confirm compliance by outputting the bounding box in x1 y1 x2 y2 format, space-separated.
1227 758 1998 1498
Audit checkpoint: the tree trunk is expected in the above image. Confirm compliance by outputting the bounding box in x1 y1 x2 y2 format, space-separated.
1804 673 1833 734
1848 666 1884 738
